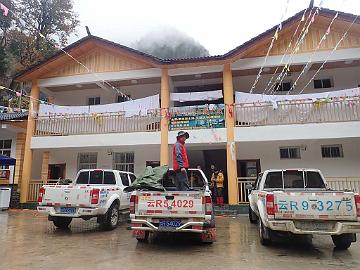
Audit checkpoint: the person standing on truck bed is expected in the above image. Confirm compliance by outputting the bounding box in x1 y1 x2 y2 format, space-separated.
173 131 190 191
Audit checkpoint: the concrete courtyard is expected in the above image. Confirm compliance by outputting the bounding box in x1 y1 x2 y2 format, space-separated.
0 210 359 270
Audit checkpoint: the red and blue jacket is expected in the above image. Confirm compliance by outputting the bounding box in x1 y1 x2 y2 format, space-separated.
173 140 189 171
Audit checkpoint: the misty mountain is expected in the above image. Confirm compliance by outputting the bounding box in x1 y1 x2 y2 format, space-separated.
132 28 210 59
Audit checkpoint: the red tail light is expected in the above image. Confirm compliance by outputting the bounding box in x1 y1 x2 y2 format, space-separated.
205 196 212 215
355 195 360 217
130 194 137 214
90 188 100 204
266 193 275 216
38 187 46 203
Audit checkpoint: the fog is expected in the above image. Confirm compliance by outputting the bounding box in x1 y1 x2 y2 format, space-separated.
71 0 360 55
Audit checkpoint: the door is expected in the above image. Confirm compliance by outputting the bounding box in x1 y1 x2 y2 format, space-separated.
237 159 261 203
48 164 66 181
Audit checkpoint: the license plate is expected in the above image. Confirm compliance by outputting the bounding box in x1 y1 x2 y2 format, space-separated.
295 221 333 231
159 220 181 230
59 207 76 214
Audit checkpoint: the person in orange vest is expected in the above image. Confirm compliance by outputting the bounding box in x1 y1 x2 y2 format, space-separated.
215 169 225 206
172 131 190 191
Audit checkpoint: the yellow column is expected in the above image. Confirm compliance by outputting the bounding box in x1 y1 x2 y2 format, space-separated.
160 69 170 165
223 63 238 205
20 80 40 203
41 151 50 183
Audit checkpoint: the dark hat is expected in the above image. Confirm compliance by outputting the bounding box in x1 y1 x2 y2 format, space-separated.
177 131 189 139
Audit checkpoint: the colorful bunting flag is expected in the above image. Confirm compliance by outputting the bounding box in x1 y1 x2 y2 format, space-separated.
274 31 279 40
15 91 21 97
0 2 9 16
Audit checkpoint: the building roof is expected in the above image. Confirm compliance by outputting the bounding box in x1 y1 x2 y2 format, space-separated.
0 112 28 121
14 7 360 81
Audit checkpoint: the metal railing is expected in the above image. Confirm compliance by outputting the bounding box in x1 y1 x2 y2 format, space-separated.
238 177 256 204
237 176 360 204
27 179 59 202
34 111 161 136
235 98 360 127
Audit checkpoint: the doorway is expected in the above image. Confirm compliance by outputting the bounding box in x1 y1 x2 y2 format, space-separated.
237 159 261 203
48 164 66 180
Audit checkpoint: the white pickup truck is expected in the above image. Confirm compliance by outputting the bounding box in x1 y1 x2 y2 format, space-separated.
129 169 216 243
37 169 136 230
248 169 360 249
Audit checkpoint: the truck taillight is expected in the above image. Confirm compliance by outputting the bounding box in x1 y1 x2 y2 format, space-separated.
355 195 360 217
266 194 275 216
38 187 46 203
130 194 137 214
205 196 212 215
90 188 100 204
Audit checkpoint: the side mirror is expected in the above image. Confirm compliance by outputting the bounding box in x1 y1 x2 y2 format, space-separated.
245 183 254 190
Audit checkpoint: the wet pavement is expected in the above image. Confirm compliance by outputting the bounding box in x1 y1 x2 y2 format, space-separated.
0 210 359 270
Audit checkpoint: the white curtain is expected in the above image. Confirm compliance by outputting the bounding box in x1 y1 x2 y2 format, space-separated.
171 90 223 102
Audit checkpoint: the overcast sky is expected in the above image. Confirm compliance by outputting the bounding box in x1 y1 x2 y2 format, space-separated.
72 0 360 55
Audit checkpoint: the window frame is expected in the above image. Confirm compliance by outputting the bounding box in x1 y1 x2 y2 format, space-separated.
113 152 135 173
273 81 293 92
313 78 333 89
0 139 12 169
321 144 344 158
78 152 98 171
88 96 101 106
279 146 301 159
117 94 131 103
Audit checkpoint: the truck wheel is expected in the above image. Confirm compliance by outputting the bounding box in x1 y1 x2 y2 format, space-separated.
53 217 72 229
259 220 272 246
102 203 119 231
136 231 149 243
248 206 258 224
332 234 354 250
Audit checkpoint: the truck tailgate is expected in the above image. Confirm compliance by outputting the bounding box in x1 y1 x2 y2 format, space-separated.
41 185 93 207
135 191 205 218
274 191 357 221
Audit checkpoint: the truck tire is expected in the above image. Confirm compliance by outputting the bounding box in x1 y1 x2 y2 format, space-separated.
248 206 258 224
259 220 272 246
53 217 72 229
136 231 149 243
101 202 120 231
332 234 354 250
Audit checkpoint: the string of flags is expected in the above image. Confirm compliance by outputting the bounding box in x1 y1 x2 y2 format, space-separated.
0 1 131 102
249 0 291 94
297 14 359 95
0 2 8 16
288 11 339 94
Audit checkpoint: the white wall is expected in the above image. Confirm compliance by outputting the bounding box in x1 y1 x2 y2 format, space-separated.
51 83 161 106
0 129 17 183
44 145 160 180
236 138 360 177
233 66 360 95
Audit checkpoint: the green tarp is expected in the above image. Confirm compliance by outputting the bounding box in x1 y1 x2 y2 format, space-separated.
124 165 168 192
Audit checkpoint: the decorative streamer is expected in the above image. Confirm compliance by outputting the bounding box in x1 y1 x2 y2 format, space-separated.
0 2 9 16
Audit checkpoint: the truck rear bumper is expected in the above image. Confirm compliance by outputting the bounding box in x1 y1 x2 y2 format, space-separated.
130 219 211 233
37 206 106 218
267 220 360 235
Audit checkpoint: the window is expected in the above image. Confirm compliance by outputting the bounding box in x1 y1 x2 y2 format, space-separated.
321 145 343 158
89 170 103 184
78 153 97 170
264 171 325 189
120 173 130 186
76 171 89 184
279 147 301 159
0 139 12 169
274 81 292 92
117 94 131 103
113 152 134 172
104 171 116 185
129 174 136 183
88 97 100 105
314 78 332 89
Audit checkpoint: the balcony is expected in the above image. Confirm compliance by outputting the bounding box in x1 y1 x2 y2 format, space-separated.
235 98 360 127
34 111 160 136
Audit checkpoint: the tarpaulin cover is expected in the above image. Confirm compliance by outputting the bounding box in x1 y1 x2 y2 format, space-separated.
124 165 168 192
0 155 15 166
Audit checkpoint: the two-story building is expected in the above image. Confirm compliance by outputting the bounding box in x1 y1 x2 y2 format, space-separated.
9 7 360 205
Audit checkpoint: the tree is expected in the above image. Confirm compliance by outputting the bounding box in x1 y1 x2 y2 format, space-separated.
132 28 210 59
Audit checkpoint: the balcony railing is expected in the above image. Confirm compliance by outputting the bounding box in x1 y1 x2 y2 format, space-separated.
237 176 360 204
34 111 161 136
235 98 360 127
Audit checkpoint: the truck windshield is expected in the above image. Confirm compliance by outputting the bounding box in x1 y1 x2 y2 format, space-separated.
264 171 325 189
76 170 108 185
